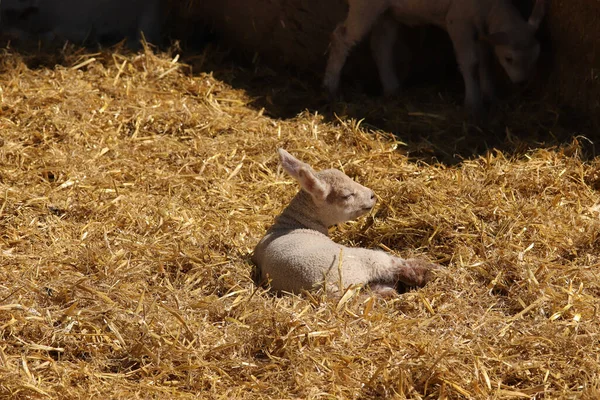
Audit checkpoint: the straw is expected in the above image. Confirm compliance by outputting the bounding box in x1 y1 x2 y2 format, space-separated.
0 44 599 399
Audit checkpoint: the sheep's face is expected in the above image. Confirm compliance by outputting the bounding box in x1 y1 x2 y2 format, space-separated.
488 29 540 84
495 42 540 83
489 0 546 84
277 148 376 228
316 169 376 226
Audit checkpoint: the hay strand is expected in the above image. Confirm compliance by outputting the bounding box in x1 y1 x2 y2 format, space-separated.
0 45 599 399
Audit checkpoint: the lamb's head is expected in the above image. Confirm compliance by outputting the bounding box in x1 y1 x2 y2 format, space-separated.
489 31 540 84
278 148 376 227
487 0 547 83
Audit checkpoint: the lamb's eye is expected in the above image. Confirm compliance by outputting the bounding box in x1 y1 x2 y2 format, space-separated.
505 56 514 64
341 193 355 200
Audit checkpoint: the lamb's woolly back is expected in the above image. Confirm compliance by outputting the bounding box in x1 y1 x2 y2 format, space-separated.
252 149 440 296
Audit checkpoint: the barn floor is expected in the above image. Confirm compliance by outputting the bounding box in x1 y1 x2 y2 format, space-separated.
1 44 599 399
189 43 596 163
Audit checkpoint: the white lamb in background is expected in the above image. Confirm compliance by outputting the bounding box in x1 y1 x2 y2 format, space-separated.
323 0 548 120
252 149 441 297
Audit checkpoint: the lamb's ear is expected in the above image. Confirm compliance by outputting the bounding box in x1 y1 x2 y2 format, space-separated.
278 148 329 201
528 0 547 31
297 168 329 202
278 148 306 178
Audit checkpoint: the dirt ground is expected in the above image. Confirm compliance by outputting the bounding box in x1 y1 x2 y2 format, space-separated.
0 42 599 399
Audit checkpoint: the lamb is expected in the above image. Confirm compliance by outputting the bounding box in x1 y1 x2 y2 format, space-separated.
0 0 162 49
252 149 440 297
322 0 548 120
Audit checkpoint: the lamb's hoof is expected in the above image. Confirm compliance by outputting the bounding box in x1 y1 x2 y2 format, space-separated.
327 90 342 103
369 283 398 299
466 104 489 128
382 84 401 98
466 108 488 128
400 258 442 287
322 87 342 104
482 92 497 108
322 73 343 98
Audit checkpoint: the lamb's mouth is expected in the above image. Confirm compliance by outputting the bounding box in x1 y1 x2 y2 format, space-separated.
363 202 375 211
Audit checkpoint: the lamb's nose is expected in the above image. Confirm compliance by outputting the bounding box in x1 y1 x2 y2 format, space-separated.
370 191 376 200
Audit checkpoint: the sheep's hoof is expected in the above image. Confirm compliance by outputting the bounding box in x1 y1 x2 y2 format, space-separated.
398 258 443 287
322 74 342 96
322 87 345 105
482 92 497 108
466 103 488 128
369 283 398 299
382 83 401 98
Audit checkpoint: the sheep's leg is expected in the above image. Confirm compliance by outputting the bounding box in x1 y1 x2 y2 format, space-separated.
478 41 496 106
446 21 485 121
323 2 387 95
370 14 403 96
137 0 162 47
394 258 441 287
365 254 440 289
369 283 398 298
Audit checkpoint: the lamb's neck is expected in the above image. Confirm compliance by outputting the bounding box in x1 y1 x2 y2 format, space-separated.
272 192 329 235
486 1 522 34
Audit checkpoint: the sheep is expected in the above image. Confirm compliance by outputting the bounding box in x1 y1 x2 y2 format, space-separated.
252 149 440 297
0 0 162 49
322 0 548 120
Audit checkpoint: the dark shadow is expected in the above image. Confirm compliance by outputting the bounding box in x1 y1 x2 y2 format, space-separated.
176 29 596 165
2 15 596 165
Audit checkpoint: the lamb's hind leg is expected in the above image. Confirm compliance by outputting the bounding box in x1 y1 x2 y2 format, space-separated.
323 1 388 95
370 13 404 96
446 20 485 121
367 257 440 297
394 257 441 287
369 283 399 298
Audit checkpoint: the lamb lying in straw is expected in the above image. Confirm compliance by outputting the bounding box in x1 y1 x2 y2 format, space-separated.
252 149 441 297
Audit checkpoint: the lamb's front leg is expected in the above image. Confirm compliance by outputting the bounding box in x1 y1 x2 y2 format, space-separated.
323 1 387 96
447 21 485 122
